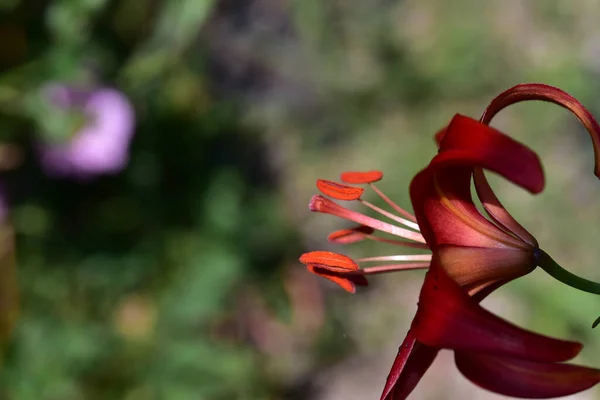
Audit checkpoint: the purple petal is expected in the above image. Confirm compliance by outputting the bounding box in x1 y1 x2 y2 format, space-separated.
39 86 135 179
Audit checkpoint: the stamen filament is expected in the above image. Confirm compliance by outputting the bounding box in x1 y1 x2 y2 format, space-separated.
310 195 426 243
370 183 418 222
356 254 432 263
365 234 430 249
360 199 421 231
347 262 430 275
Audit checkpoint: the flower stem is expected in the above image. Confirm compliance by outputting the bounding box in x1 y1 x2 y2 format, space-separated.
536 249 600 294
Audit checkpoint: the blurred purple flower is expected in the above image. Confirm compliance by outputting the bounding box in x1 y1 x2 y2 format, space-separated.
38 84 135 179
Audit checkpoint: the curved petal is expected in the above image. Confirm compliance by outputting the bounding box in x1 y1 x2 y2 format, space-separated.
455 351 600 398
380 331 438 400
437 245 535 296
412 165 526 250
434 126 447 147
437 115 544 193
480 83 600 178
473 168 538 246
410 114 544 249
412 262 582 363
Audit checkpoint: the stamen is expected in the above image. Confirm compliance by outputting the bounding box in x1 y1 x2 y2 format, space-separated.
316 179 364 201
356 254 432 263
355 262 430 275
340 171 383 184
328 226 374 244
328 227 430 248
309 195 426 243
369 183 418 222
359 199 420 231
364 234 430 249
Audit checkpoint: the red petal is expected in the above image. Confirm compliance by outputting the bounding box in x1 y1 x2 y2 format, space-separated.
380 331 438 400
473 168 538 246
410 114 544 249
437 245 535 297
299 251 359 272
436 115 544 194
455 351 600 398
316 179 364 200
412 262 582 363
340 171 383 184
434 126 447 147
306 265 368 293
481 83 600 178
327 226 375 244
413 167 526 250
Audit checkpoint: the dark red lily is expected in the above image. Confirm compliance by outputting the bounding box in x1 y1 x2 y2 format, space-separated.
300 84 600 398
382 260 600 399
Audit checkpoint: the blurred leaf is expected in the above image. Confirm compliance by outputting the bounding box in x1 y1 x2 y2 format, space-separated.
121 0 216 89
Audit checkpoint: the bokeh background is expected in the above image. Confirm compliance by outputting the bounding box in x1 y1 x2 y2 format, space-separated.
0 0 599 399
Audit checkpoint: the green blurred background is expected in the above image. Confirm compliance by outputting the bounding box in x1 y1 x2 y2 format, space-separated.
0 0 599 398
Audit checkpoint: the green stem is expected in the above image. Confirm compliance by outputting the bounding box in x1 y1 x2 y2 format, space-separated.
536 249 600 295
536 249 600 329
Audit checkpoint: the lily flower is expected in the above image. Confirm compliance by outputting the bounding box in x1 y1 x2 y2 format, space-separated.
300 83 600 398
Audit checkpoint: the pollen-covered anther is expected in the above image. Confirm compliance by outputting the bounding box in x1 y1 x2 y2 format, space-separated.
299 251 359 272
327 226 375 244
339 170 418 222
316 179 364 201
340 170 384 184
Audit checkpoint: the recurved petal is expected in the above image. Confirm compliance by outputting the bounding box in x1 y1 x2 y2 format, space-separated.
412 167 526 249
412 262 582 363
410 114 544 249
434 126 447 147
455 351 600 399
437 245 535 297
473 168 538 246
480 83 600 178
306 265 368 293
380 330 438 400
435 114 544 194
